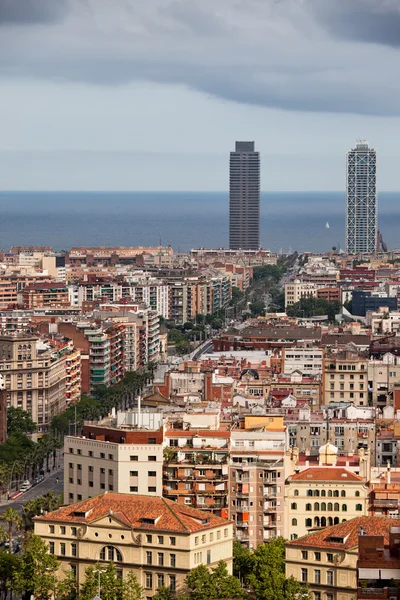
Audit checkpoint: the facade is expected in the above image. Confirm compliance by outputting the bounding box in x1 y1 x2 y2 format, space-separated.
34 493 234 596
324 350 368 406
357 525 400 600
64 415 164 504
19 282 70 309
284 444 370 541
286 516 400 600
228 425 286 548
0 333 75 432
282 347 324 377
346 140 377 254
229 141 260 250
284 281 318 308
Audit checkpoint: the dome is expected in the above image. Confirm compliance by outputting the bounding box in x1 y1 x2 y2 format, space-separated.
319 441 338 455
319 441 338 466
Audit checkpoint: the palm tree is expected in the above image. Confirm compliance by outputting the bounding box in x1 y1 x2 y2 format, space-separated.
0 508 22 550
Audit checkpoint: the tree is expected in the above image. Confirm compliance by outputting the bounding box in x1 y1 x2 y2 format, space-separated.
247 538 310 600
22 493 62 531
249 301 265 316
233 541 253 583
185 561 245 600
0 551 22 600
56 570 78 600
0 508 22 550
7 407 36 436
122 570 143 600
80 563 123 600
13 534 59 600
231 286 244 304
153 585 176 600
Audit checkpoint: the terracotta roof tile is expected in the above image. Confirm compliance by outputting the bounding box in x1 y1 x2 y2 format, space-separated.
287 516 400 551
289 467 363 482
35 493 231 534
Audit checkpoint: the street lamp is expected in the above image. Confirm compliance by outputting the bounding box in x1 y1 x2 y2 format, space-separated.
94 569 106 598
45 568 56 600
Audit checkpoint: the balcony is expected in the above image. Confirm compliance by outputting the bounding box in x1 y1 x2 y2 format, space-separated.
373 499 400 508
357 588 391 600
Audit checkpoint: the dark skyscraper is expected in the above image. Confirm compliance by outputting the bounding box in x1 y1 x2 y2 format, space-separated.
229 141 260 250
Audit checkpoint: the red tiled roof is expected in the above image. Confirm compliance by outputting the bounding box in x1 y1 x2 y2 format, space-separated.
35 493 231 533
286 516 400 550
289 467 363 482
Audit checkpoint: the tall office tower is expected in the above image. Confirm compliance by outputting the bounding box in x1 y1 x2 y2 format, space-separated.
346 140 378 254
229 141 260 249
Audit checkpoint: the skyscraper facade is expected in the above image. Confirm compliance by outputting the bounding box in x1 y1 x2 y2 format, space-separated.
346 140 377 254
229 141 260 250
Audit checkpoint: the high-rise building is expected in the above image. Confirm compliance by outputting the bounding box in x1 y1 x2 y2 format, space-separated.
229 141 260 250
346 140 377 254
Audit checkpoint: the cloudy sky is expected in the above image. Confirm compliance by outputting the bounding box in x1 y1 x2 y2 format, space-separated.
1 0 400 191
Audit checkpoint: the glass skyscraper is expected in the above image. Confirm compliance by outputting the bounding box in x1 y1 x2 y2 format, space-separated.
346 140 377 254
229 141 260 250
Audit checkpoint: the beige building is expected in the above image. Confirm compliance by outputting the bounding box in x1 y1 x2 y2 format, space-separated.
34 493 234 597
324 350 368 406
285 516 400 600
285 281 318 308
0 333 76 433
284 444 370 541
368 355 400 409
64 414 164 504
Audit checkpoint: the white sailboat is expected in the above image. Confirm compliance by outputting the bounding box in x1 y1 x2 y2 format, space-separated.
325 222 330 229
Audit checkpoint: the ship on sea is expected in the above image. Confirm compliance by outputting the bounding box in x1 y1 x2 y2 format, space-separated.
325 222 330 229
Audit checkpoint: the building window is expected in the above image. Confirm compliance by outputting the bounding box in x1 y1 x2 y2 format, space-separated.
71 543 77 557
100 453 105 459
321 490 326 497
292 519 297 526
145 573 153 589
158 536 164 544
326 553 334 563
170 575 176 592
157 574 164 588
314 570 321 584
148 471 157 477
170 554 176 567
333 490 339 497
327 503 333 511
130 456 138 461
342 504 347 512
305 519 312 527
314 552 321 561
49 542 55 554
130 486 138 492
341 490 346 497
301 568 308 583
195 537 199 546
146 551 152 565
291 503 297 510
327 571 333 585
314 503 319 511
148 456 157 461
60 526 66 535
158 553 164 566
305 503 311 511
170 536 176 546
334 503 339 512
71 527 77 536
301 551 308 560
294 489 299 496
99 546 123 562
146 535 152 543
148 487 157 493
355 491 360 497
49 525 55 534
314 593 321 600
356 504 362 511
60 543 66 556
224 529 228 538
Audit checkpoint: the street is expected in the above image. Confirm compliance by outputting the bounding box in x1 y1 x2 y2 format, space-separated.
0 470 63 514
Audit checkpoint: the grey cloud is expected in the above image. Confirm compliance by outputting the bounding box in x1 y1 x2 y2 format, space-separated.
0 0 400 117
0 0 69 25
309 0 400 47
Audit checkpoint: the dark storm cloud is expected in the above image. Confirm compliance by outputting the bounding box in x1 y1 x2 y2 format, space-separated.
0 0 400 117
309 0 400 47
0 0 68 25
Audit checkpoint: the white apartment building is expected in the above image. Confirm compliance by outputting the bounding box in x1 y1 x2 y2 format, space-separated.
284 281 318 308
282 347 324 376
366 308 400 335
64 413 164 504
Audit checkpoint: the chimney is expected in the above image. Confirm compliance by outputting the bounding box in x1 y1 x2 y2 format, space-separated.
387 461 391 485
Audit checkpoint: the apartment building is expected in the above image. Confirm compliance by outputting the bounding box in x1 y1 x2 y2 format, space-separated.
0 333 76 432
284 281 318 308
229 418 286 548
34 494 234 595
0 277 17 309
324 350 368 405
368 356 400 409
284 444 369 541
64 413 164 504
286 517 400 600
356 525 400 600
19 282 70 309
367 308 400 335
163 413 230 516
282 347 324 376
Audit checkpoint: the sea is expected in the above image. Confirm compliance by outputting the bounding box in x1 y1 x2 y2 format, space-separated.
0 191 399 254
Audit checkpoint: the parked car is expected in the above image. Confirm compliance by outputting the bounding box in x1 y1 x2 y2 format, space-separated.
19 480 32 493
